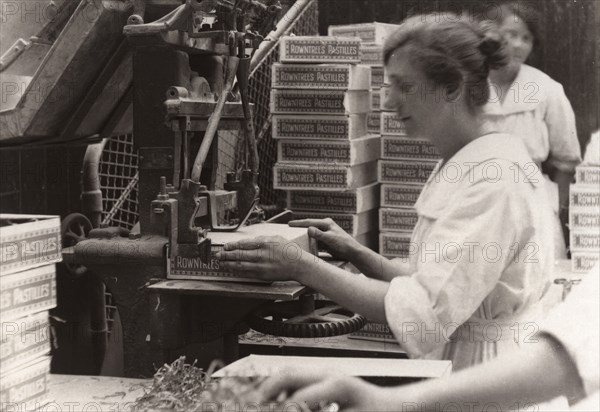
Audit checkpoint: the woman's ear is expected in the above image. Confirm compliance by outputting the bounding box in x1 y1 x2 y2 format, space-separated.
445 82 462 102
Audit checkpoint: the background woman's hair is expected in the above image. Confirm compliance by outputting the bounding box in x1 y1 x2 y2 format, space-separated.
485 1 541 52
383 13 509 108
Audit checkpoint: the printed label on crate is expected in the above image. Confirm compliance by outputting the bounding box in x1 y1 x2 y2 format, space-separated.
379 232 413 257
381 184 424 208
280 36 361 63
292 209 377 236
0 356 50 409
272 114 367 140
272 63 370 90
0 312 50 372
327 22 399 44
571 252 600 273
370 66 385 88
360 43 383 66
381 136 439 160
279 141 350 163
570 185 600 208
278 135 379 165
349 321 396 342
286 183 379 213
169 249 269 282
0 215 62 276
270 90 371 115
274 161 377 190
381 112 406 135
570 231 600 251
569 210 600 229
378 160 437 185
379 208 418 232
366 113 381 134
371 89 381 111
575 166 600 186
0 265 57 321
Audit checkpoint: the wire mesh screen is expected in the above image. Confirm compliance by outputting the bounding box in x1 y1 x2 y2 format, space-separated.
98 134 139 229
97 0 318 228
235 0 319 214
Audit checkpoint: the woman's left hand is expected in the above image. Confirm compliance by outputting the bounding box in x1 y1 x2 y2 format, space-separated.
216 235 315 282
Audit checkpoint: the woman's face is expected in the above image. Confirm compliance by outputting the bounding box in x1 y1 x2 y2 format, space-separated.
498 13 534 69
384 47 449 143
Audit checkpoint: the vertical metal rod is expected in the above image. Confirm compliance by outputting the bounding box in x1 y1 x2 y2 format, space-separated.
173 131 182 188
182 131 190 180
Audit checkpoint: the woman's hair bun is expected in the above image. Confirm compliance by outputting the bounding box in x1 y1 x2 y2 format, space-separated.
477 20 509 70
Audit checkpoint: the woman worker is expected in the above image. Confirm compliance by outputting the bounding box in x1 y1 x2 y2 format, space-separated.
217 14 554 371
484 1 582 257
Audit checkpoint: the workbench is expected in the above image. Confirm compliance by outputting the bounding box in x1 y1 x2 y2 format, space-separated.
45 353 452 409
47 374 150 412
539 259 587 312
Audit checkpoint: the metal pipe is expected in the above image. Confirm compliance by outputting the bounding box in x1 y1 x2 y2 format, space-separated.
81 139 108 228
89 273 108 375
250 0 313 75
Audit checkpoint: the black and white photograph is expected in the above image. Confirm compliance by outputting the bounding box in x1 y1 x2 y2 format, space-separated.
0 0 598 410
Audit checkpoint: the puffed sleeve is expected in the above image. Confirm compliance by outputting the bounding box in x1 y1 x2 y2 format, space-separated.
540 264 600 396
544 83 582 172
384 175 532 359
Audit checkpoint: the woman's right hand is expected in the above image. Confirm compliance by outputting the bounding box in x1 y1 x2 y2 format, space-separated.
261 371 386 412
289 218 361 261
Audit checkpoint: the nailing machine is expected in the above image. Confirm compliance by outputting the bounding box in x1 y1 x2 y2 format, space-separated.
64 0 365 377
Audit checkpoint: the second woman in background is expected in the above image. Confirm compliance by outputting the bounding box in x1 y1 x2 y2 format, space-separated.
484 1 582 257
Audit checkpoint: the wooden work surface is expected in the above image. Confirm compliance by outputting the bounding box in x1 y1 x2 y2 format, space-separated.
213 355 452 379
147 280 308 300
47 374 151 411
553 259 584 280
240 330 406 355
45 352 450 407
539 259 588 312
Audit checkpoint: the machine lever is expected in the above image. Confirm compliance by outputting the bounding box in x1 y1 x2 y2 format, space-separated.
237 56 259 173
190 53 240 182
266 210 294 224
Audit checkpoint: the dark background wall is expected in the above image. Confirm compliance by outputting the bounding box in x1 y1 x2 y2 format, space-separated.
319 0 599 154
0 144 86 216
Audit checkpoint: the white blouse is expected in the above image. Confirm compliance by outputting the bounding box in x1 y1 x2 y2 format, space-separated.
385 133 555 371
484 64 582 172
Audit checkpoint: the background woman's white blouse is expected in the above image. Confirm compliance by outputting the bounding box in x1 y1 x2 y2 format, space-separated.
484 64 581 172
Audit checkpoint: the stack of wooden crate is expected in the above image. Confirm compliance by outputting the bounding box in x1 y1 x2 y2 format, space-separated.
377 112 440 259
1 214 61 410
272 35 380 249
569 165 600 272
328 22 400 252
